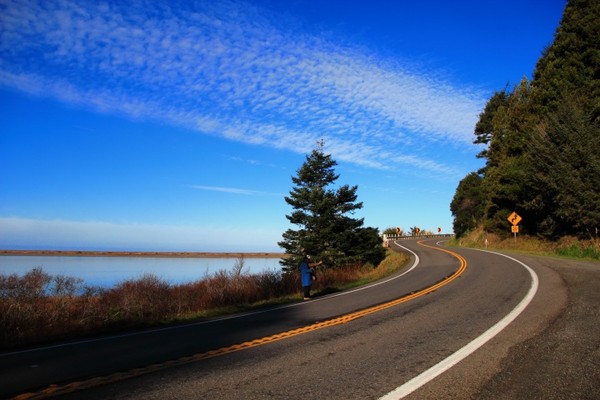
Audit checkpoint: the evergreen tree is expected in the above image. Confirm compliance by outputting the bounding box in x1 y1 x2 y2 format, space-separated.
452 0 600 240
450 172 485 237
532 0 600 120
478 78 538 234
525 96 600 238
279 142 385 270
473 89 510 161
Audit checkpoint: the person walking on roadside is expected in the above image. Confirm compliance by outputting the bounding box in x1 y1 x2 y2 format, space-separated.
299 255 322 300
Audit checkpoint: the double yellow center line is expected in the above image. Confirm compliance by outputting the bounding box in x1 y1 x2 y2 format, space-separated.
17 241 467 399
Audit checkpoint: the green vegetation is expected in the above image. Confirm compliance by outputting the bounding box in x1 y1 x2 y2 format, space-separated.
451 0 600 241
279 140 386 270
453 227 600 261
555 243 600 259
0 250 408 350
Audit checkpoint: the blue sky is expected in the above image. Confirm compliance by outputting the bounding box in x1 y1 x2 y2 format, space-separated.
0 0 566 252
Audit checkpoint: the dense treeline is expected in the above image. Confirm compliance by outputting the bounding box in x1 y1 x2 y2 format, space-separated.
451 0 600 239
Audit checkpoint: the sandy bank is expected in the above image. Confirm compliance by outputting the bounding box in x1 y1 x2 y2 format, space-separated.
0 250 286 258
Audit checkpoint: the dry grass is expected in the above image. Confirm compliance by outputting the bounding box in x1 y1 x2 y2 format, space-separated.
453 226 600 260
0 250 408 350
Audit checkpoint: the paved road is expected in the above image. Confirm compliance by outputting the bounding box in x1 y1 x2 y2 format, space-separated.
2 239 598 399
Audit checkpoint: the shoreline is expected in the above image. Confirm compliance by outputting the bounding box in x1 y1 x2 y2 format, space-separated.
0 250 286 258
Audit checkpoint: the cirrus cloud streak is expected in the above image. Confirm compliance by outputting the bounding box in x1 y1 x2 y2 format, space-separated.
0 0 485 174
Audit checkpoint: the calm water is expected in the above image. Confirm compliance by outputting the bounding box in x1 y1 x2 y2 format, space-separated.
0 256 283 289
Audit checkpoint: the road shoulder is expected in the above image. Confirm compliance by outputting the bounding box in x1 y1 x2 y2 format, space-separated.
408 252 570 399
475 256 600 399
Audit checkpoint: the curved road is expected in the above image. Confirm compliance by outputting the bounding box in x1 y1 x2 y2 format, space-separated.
2 239 598 399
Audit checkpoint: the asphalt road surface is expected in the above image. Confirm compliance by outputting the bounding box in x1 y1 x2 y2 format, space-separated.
2 239 598 399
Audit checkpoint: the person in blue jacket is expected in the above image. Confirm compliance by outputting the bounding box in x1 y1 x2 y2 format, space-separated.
299 255 322 300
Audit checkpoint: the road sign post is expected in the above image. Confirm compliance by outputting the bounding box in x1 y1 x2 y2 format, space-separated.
508 212 522 243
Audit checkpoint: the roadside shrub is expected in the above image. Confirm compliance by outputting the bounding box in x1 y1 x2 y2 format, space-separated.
0 250 404 350
170 281 205 316
253 269 299 301
314 264 362 289
76 286 108 328
103 274 173 323
556 239 600 260
0 268 87 347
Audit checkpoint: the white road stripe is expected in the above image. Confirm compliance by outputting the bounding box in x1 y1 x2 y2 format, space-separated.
379 249 539 399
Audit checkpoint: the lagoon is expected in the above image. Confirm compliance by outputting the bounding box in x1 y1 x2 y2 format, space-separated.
0 255 284 289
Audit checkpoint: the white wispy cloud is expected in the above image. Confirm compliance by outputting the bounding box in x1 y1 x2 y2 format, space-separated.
188 185 283 196
0 0 485 174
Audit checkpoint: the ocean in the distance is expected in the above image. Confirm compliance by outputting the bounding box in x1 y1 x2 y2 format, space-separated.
0 255 284 289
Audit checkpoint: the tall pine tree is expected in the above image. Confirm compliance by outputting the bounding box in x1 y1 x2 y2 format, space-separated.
279 141 385 270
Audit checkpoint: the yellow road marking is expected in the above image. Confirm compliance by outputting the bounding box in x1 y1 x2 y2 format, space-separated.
15 241 467 399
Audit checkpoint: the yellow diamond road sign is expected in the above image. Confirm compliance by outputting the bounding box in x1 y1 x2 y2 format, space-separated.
508 212 522 226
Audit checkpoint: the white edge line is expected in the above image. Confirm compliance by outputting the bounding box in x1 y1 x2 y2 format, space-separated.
1 242 421 357
379 249 539 400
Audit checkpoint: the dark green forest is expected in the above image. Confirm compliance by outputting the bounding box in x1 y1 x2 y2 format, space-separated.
451 0 600 240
